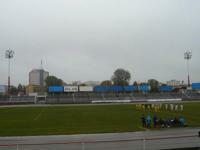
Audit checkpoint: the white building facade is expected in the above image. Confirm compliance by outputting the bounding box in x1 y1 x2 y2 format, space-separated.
166 80 181 87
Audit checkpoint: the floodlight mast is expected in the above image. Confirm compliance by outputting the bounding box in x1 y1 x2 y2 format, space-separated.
184 51 192 87
5 50 14 96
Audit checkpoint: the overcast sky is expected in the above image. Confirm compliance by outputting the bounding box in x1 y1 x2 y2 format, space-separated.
0 0 200 86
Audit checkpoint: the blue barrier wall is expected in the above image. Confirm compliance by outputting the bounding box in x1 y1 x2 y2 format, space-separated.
159 86 173 92
124 86 137 92
48 85 174 93
192 83 200 90
48 86 63 92
139 85 150 92
110 86 123 92
94 86 110 92
94 86 138 92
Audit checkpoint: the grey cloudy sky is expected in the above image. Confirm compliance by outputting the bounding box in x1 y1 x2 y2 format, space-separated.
0 0 200 86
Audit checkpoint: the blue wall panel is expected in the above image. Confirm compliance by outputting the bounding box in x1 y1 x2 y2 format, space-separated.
94 86 141 92
94 86 110 92
48 86 63 92
110 86 123 92
139 85 150 92
124 86 137 92
192 83 200 90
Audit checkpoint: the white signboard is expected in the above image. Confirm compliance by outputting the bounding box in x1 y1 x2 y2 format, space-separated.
29 93 38 96
64 86 78 92
79 86 93 92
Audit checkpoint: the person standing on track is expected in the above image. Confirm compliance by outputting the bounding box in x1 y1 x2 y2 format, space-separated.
153 114 157 128
141 114 146 128
146 114 151 128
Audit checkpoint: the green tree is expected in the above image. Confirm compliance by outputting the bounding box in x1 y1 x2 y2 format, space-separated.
111 68 131 86
80 83 86 86
133 81 139 92
45 76 63 87
10 86 18 95
148 79 159 92
17 84 23 92
17 84 26 95
161 83 167 86
101 80 112 86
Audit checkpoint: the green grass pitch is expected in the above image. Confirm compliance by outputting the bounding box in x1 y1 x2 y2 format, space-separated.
0 103 200 136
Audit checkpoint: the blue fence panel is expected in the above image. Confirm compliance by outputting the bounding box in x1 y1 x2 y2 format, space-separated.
95 86 140 92
124 86 137 92
48 86 63 93
192 83 200 90
94 86 110 92
110 86 123 92
139 85 150 92
159 86 173 92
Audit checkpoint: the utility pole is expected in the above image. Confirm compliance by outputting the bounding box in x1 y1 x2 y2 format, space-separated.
5 49 14 96
184 51 192 87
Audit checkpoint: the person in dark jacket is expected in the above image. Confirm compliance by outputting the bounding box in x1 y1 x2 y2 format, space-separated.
141 114 146 127
153 114 157 128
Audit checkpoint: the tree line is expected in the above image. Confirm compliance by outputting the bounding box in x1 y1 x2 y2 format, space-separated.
45 68 161 92
5 68 162 96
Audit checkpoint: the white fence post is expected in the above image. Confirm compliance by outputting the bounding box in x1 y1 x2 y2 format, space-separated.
143 138 146 150
82 142 85 150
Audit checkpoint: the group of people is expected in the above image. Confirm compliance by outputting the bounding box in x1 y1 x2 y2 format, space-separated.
136 104 184 112
136 104 162 112
141 114 186 128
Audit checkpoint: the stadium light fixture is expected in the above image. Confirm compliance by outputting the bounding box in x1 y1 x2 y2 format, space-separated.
184 51 192 87
5 49 14 96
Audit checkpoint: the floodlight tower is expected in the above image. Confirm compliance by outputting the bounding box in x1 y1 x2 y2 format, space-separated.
184 51 192 87
5 49 14 96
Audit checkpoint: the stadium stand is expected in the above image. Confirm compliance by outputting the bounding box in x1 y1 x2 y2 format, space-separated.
182 90 200 101
0 96 35 105
0 90 200 105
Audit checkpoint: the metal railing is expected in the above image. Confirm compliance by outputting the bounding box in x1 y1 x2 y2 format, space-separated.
0 134 199 150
